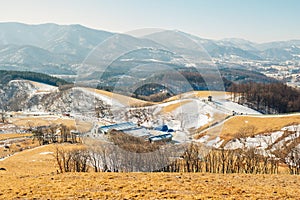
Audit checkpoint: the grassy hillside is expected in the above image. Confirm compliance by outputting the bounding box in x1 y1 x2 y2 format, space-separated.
88 88 155 107
0 144 299 199
201 114 300 141
164 91 230 102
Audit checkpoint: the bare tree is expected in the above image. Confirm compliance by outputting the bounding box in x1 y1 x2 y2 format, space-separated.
54 146 90 173
0 112 6 123
234 125 257 149
60 124 70 143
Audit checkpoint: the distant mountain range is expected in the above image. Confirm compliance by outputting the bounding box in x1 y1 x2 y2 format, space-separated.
0 22 113 74
0 22 297 93
0 23 299 70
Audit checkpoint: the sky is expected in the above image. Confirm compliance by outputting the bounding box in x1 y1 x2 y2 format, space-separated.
0 0 299 43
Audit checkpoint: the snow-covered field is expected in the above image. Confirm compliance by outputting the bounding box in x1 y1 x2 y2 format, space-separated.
7 80 300 148
151 97 260 133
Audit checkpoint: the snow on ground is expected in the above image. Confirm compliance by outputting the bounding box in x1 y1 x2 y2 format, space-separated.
213 100 261 115
198 124 300 151
39 152 53 155
158 99 218 130
82 95 241 143
270 125 300 151
125 95 262 144
224 131 284 150
168 100 211 130
196 135 224 148
79 87 125 107
158 97 260 131
172 131 190 143
29 81 58 93
206 137 223 148
7 80 265 145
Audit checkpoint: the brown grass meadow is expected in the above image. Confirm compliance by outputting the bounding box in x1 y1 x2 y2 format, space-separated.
10 116 76 128
87 88 156 107
199 114 300 142
164 91 230 102
9 116 95 133
0 133 32 141
0 143 300 199
161 100 192 113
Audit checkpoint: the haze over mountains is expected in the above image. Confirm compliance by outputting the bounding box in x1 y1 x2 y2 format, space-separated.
0 22 299 76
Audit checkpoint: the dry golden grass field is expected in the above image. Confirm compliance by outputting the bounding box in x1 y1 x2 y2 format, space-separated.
0 133 38 159
87 88 156 107
161 100 192 113
0 143 300 199
8 116 94 133
165 91 230 102
10 116 76 128
201 114 300 141
0 133 32 141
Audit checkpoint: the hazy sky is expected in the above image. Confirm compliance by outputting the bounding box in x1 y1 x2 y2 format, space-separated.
1 0 299 43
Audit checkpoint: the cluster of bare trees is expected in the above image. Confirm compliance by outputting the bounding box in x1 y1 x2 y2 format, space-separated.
52 128 300 174
54 138 178 173
32 124 79 145
272 128 300 175
108 130 160 153
53 139 283 174
159 143 279 174
229 82 300 114
55 146 89 173
0 111 6 123
88 142 172 172
125 108 153 126
264 125 300 175
84 131 180 172
0 93 8 123
286 148 300 174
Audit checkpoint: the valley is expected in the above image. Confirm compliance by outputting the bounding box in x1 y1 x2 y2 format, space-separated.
0 22 300 199
0 79 299 173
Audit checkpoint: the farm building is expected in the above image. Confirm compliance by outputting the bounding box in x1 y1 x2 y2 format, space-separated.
97 122 151 138
92 122 174 142
123 127 151 138
154 125 169 132
97 122 137 134
149 133 173 143
154 125 174 133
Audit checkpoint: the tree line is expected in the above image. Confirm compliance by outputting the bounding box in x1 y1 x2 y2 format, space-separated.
54 141 300 174
31 124 80 145
53 133 300 174
229 82 300 113
0 70 70 87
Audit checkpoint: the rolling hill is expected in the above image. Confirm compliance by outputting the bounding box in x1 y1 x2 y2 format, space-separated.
0 78 299 179
0 22 299 83
0 79 260 141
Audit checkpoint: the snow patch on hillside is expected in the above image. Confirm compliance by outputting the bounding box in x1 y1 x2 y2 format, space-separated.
29 81 58 93
200 124 300 151
212 100 261 115
77 87 125 108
